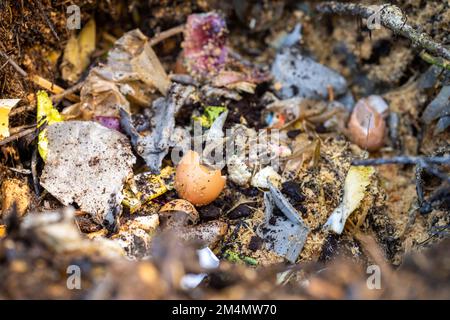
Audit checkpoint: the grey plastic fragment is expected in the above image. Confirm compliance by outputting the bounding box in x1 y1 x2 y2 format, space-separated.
271 47 348 100
268 182 303 224
435 116 450 134
257 187 309 263
422 86 450 124
120 83 196 172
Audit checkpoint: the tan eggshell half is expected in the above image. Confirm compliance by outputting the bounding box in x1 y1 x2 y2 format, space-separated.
348 99 386 151
174 150 226 206
159 199 199 224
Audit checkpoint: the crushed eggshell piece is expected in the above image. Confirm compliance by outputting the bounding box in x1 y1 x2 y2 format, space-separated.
251 166 282 189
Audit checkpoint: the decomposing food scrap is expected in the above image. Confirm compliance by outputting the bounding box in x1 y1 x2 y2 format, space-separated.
36 91 63 160
0 1 449 301
40 121 135 228
123 166 176 213
182 12 228 78
181 11 269 92
324 166 376 234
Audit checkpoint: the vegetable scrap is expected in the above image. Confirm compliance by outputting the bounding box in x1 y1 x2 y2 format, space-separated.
36 90 63 161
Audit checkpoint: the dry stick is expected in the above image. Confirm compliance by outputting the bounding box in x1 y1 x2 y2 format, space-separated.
31 147 40 196
0 126 36 146
149 24 185 46
31 75 79 102
9 104 36 117
352 156 450 183
316 2 450 61
0 49 79 102
35 0 59 41
51 80 85 104
0 49 27 77
420 51 450 71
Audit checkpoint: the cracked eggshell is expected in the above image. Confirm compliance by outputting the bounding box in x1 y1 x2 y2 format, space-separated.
251 166 282 189
175 150 226 206
348 96 387 151
159 199 199 225
227 155 252 186
40 121 136 228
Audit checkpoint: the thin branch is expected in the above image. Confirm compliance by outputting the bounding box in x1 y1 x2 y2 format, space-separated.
352 156 450 166
149 24 185 46
9 104 36 117
419 51 450 71
316 2 450 60
35 0 59 41
0 49 27 77
352 156 450 183
51 80 85 104
0 126 36 146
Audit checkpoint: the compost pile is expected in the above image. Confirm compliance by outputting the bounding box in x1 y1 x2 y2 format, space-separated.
0 0 449 299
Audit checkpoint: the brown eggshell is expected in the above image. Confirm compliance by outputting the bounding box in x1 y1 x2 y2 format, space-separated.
174 150 226 206
348 99 386 151
159 199 199 224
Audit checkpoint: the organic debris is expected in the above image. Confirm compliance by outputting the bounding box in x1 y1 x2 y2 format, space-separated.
61 19 96 84
272 47 348 100
0 1 449 301
37 90 63 160
324 166 376 234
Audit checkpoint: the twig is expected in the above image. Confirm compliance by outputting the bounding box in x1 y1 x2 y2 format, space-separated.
9 124 36 135
0 49 27 77
31 147 40 196
316 2 450 61
352 156 450 166
419 51 450 71
0 126 36 146
35 0 59 41
9 104 36 117
352 156 450 183
0 48 79 102
51 80 85 104
149 24 185 46
0 165 31 175
31 75 79 102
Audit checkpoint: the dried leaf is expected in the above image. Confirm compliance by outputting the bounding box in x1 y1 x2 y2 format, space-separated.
61 19 96 83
